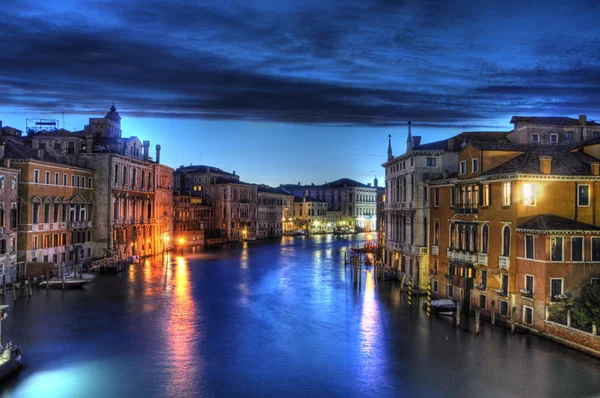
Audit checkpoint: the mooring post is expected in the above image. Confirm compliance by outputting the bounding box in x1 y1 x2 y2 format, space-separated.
491 300 496 326
407 276 413 307
456 300 461 327
511 307 516 333
12 278 17 301
475 309 480 335
28 277 33 296
426 282 432 317
61 270 65 290
46 270 50 290
2 274 5 296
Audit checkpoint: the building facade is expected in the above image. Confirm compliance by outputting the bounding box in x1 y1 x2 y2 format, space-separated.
173 193 215 247
0 147 19 282
293 196 328 233
257 187 294 239
210 178 258 241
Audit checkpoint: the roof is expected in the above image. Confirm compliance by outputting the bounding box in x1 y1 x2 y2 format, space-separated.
214 177 255 186
412 139 449 151
463 141 524 151
481 147 599 176
510 116 600 127
257 186 292 195
1 136 58 163
517 214 600 233
294 196 326 203
320 178 371 189
410 132 511 152
176 164 237 177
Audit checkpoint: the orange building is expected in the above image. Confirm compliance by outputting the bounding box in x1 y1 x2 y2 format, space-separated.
428 116 600 355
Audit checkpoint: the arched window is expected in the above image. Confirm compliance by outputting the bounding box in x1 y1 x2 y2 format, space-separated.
434 221 440 246
450 223 456 249
123 166 127 185
132 168 137 188
114 164 119 183
458 225 464 250
471 226 477 252
481 224 489 253
502 225 511 256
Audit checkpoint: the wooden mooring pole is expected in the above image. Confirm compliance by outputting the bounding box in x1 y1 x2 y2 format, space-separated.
28 277 33 296
475 309 480 335
455 301 461 327
12 278 16 301
491 300 496 326
46 270 50 290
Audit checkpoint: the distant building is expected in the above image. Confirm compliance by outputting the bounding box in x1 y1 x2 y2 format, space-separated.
293 196 328 233
209 178 257 241
174 165 239 201
0 143 19 283
257 186 294 239
173 193 215 247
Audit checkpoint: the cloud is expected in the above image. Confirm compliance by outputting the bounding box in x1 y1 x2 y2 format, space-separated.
0 0 599 125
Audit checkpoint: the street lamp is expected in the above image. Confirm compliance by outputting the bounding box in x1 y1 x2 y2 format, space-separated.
179 237 185 255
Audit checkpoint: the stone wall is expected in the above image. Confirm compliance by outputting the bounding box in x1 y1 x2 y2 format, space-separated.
544 321 600 357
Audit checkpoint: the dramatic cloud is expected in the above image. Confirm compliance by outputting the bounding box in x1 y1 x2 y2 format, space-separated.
1 0 599 125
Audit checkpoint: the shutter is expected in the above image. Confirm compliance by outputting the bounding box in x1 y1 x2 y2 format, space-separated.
478 184 483 206
488 183 492 206
510 181 514 206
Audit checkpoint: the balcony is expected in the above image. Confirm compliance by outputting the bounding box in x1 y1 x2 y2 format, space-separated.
475 283 486 292
499 256 510 270
432 245 439 256
453 204 478 216
520 289 533 299
477 253 488 266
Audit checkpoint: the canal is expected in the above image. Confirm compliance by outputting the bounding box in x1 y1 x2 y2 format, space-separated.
2 234 600 397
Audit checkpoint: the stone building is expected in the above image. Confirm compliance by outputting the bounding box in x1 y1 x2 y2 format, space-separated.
209 177 257 241
27 105 173 260
0 142 19 283
2 137 95 270
293 196 328 233
257 186 294 239
428 117 600 354
174 165 239 200
283 178 377 231
173 193 215 247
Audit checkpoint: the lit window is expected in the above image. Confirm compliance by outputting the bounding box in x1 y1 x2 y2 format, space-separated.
482 184 490 206
578 185 590 206
502 182 511 206
523 183 536 206
550 133 558 144
472 158 479 173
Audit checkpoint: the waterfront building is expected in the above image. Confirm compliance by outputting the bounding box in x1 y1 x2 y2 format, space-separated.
0 141 19 282
173 193 215 247
209 177 257 241
257 186 294 239
174 165 239 200
382 122 464 291
428 122 600 350
26 105 174 260
293 196 328 233
1 137 95 270
283 178 377 231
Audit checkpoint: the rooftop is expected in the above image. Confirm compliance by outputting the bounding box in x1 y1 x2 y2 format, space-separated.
517 214 600 232
510 116 600 127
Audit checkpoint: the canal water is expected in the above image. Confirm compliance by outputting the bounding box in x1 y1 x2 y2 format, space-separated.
1 234 600 397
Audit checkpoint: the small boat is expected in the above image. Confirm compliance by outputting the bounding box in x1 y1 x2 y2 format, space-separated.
424 299 457 316
65 272 96 281
38 278 90 289
0 305 22 382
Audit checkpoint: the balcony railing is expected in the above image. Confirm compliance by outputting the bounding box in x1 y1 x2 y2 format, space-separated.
499 256 510 270
432 245 439 256
477 253 488 266
453 204 479 215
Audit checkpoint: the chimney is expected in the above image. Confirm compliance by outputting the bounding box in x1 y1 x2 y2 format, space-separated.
298 182 301 185
155 144 161 164
591 162 600 176
0 143 4 159
443 169 448 179
143 140 150 160
413 136 422 147
580 115 587 126
540 156 552 175
368 183 372 187
37 149 45 160
233 170 236 175
447 138 455 151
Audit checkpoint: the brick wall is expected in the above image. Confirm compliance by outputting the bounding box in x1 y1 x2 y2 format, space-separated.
544 321 600 357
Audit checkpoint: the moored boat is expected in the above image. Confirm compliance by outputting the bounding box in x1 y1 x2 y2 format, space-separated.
0 305 22 381
423 299 457 316
38 278 90 289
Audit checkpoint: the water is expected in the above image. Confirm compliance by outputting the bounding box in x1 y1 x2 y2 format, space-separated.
1 234 600 397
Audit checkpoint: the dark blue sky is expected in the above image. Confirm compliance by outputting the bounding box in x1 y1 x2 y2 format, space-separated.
1 0 599 185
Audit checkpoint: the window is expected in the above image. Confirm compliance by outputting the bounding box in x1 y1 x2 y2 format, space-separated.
450 223 456 248
571 236 583 262
551 236 563 262
479 294 486 309
88 177 93 189
502 182 511 206
472 158 479 173
45 171 50 184
433 221 440 246
550 133 558 144
481 270 487 289
432 280 438 293
482 184 490 206
522 183 536 206
501 274 509 296
32 203 39 224
34 170 40 183
11 176 16 190
499 300 508 317
525 275 534 297
446 284 454 298
434 187 440 207
63 174 67 186
53 203 59 222
566 131 574 140
523 306 533 325
54 173 59 185
531 133 539 142
502 225 510 256
592 237 600 262
32 235 38 249
525 235 534 259
426 157 436 166
433 259 438 274
550 278 563 300
71 175 75 187
578 185 590 206
44 203 50 223
459 160 466 174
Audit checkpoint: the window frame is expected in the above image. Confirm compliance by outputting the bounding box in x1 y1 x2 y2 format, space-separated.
426 157 437 167
592 237 600 262
446 284 454 298
531 133 539 143
577 184 590 207
525 234 535 259
502 181 511 207
499 300 509 317
571 236 584 263
525 274 534 295
550 278 564 300
434 187 440 207
550 133 559 144
550 236 564 262
523 305 534 325
459 160 466 175
482 184 490 206
472 158 479 173
522 183 536 206
432 279 438 293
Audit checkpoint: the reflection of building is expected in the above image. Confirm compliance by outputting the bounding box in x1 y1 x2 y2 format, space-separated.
382 122 462 292
209 178 257 241
257 186 294 239
4 137 95 269
293 196 327 233
282 178 377 231
428 114 600 353
173 193 214 247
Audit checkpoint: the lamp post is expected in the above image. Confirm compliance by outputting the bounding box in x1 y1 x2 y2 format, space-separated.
179 237 185 255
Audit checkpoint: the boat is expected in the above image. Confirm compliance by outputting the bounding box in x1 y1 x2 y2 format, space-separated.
38 278 90 289
423 299 457 316
65 272 96 281
0 305 22 381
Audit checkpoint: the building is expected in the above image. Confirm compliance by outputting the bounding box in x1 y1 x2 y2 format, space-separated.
173 193 215 247
293 196 328 233
257 186 294 239
428 117 600 354
174 165 240 200
26 105 174 260
382 122 465 291
2 137 95 270
0 142 19 282
210 177 257 241
283 178 377 231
